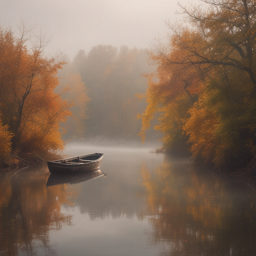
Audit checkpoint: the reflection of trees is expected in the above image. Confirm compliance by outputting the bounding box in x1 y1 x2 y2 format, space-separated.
0 166 74 256
141 161 256 256
74 167 148 220
65 154 163 221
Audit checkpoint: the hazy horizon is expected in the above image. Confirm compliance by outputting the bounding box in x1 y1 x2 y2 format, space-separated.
2 0 200 59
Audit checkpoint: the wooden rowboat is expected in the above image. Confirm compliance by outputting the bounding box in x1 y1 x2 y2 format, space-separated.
47 153 104 174
46 169 106 186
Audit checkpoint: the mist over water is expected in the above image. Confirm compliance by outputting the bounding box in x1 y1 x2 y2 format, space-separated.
63 139 163 155
1 0 256 254
1 144 256 256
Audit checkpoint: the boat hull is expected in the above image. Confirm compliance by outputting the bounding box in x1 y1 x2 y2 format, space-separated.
47 153 104 174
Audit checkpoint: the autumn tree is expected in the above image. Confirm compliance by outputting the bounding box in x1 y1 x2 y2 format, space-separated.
0 26 72 162
140 0 256 169
137 46 200 154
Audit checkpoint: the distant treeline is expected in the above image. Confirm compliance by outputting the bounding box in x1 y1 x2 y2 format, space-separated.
59 45 159 141
139 0 256 170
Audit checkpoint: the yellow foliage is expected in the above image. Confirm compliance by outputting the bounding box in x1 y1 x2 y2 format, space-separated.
183 92 219 162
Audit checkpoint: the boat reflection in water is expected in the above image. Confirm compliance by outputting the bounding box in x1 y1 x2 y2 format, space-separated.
46 169 106 187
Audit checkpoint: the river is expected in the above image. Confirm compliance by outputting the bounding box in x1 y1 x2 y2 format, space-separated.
0 144 256 256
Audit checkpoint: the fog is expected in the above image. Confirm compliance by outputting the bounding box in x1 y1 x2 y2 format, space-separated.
57 45 162 146
2 0 200 59
64 139 162 153
1 0 199 149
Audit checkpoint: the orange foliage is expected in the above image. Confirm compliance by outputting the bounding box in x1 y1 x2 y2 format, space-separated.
0 26 72 160
139 0 256 167
138 31 205 148
0 113 13 164
183 93 219 162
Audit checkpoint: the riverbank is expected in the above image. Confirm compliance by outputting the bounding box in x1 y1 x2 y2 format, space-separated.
0 151 64 171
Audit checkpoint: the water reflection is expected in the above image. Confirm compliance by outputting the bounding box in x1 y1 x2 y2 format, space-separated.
0 148 163 256
1 147 256 256
141 157 256 256
0 166 74 256
60 146 164 223
46 169 106 187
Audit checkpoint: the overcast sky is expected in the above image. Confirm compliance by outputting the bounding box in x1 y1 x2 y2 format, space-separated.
1 0 200 59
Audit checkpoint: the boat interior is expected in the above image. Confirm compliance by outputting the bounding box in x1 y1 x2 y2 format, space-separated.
56 154 103 164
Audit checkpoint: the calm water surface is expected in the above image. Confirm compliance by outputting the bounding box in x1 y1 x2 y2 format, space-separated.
1 144 256 256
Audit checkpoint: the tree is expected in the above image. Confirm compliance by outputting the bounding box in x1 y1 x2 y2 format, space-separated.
0 26 72 161
138 34 202 154
140 0 256 168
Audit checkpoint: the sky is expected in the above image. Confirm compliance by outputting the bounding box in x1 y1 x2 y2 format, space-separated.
1 0 200 59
